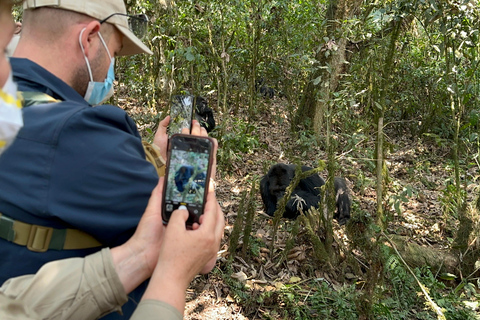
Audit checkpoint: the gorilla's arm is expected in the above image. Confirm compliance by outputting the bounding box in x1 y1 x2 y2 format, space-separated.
285 189 321 219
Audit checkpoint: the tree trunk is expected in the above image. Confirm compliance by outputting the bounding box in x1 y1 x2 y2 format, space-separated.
151 1 177 103
375 19 402 227
294 0 363 133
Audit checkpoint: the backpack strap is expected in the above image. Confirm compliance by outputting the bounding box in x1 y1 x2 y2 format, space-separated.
0 213 102 252
19 91 61 107
142 141 166 177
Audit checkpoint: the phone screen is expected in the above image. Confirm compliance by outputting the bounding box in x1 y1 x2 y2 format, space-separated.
162 134 213 226
168 95 194 137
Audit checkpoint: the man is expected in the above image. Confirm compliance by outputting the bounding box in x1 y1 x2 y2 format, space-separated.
0 2 223 318
0 0 204 318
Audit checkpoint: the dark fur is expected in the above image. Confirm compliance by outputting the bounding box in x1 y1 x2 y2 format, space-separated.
260 163 351 224
255 78 275 99
174 165 206 193
194 96 216 132
333 177 351 225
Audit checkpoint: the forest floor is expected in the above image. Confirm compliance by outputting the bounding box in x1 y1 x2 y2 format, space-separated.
120 94 480 319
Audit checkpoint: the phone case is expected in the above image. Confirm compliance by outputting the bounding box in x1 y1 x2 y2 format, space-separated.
162 134 214 226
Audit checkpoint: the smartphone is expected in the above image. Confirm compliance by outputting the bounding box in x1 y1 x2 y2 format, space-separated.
162 134 214 226
168 95 194 137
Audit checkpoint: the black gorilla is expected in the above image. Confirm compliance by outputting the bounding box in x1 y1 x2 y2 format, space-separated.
194 96 216 132
260 164 322 219
255 78 274 99
174 165 206 193
260 163 351 224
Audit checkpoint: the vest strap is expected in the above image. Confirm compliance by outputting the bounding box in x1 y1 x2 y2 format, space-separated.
142 141 166 177
0 213 102 252
20 91 60 107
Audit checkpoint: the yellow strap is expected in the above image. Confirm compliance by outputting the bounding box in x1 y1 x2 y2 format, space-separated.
142 141 166 177
63 228 103 250
0 213 102 252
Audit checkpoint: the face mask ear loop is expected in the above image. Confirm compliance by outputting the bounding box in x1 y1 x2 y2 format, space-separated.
79 28 94 82
98 32 112 61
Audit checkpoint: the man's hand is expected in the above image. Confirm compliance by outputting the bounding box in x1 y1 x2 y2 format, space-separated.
153 117 210 155
110 178 166 294
153 116 170 160
154 117 216 157
154 117 218 176
141 168 224 314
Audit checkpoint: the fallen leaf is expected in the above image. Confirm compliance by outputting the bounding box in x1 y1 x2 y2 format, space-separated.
231 271 248 283
289 276 301 283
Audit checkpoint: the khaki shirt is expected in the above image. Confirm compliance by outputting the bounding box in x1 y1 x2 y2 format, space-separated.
0 249 182 320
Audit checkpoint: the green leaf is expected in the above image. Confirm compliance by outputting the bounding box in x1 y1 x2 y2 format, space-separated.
313 76 322 86
439 273 457 281
185 52 195 61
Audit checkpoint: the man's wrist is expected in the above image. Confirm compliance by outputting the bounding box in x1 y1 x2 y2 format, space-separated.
141 272 189 315
111 242 152 294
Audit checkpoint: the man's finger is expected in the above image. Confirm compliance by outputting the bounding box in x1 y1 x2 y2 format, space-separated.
190 120 201 136
153 116 170 159
156 116 170 136
168 206 189 228
196 191 220 230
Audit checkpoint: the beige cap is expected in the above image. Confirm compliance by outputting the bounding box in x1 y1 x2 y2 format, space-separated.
23 0 153 56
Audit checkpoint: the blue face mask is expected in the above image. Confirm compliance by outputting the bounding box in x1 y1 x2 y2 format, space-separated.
79 28 115 105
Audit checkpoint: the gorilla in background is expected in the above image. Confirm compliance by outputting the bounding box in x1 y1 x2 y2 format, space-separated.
255 78 275 99
260 163 351 225
194 96 216 133
174 165 206 193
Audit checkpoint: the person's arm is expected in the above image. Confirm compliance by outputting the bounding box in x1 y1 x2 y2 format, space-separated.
129 121 223 320
0 179 168 320
0 120 219 320
0 292 36 320
0 249 127 320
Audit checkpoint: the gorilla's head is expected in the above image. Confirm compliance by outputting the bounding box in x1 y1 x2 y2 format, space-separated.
267 163 295 198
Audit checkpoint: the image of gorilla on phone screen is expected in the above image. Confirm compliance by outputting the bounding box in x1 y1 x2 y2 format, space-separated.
174 165 206 194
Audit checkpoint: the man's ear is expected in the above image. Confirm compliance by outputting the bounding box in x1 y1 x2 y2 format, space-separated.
79 20 101 58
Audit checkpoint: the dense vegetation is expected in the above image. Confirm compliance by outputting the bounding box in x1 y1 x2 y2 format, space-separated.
115 0 480 319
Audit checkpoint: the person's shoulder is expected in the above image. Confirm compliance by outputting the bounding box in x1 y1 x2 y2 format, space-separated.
80 104 139 133
20 101 139 144
34 101 134 127
92 103 130 116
